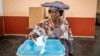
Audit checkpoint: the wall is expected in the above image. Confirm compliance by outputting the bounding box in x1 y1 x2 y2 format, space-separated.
97 0 100 13
0 17 3 35
0 0 3 35
3 0 97 17
2 0 97 37
0 0 3 16
67 17 95 36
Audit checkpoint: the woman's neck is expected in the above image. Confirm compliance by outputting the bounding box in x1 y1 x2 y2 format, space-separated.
51 17 60 21
50 18 61 28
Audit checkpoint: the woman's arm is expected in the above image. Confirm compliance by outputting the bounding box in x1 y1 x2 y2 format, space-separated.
27 19 47 40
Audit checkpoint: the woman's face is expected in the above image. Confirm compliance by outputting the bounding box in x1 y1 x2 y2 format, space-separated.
49 10 60 19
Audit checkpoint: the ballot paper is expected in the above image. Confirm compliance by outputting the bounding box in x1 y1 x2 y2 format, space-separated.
32 35 46 46
32 35 48 55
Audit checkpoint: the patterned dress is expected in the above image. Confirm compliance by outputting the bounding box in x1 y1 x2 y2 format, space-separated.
29 18 73 56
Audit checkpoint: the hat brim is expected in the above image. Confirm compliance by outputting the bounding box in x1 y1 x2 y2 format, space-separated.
41 1 69 10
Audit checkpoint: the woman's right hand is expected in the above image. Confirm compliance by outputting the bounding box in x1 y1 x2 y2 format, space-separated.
26 34 37 41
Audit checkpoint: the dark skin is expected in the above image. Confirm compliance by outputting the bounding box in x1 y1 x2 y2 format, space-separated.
50 9 61 28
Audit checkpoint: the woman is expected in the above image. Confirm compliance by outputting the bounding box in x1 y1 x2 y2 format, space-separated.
27 1 74 56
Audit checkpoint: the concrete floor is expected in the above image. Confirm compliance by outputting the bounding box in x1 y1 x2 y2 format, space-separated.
0 25 100 56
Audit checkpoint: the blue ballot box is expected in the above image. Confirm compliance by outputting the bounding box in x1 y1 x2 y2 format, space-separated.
16 39 65 56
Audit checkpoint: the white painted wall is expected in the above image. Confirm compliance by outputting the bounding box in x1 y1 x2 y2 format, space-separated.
3 0 97 17
0 0 3 16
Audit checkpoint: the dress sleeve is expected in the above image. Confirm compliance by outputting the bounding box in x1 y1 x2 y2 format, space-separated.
29 19 47 36
63 19 73 40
